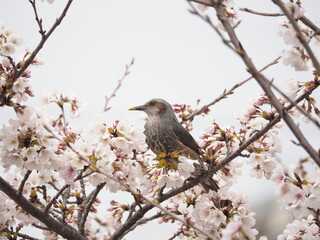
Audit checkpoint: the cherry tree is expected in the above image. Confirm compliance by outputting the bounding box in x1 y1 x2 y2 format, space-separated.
0 0 320 239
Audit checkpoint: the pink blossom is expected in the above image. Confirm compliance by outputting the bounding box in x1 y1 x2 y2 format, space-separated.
282 47 309 71
59 165 77 184
271 167 285 184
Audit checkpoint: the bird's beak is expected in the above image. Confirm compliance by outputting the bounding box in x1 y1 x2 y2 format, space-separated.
129 105 145 111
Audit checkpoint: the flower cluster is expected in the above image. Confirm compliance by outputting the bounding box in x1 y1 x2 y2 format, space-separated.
0 23 37 113
284 75 320 122
1 1 320 239
196 0 240 30
0 22 23 57
277 215 320 240
277 1 320 71
156 187 259 240
173 99 206 131
42 91 83 118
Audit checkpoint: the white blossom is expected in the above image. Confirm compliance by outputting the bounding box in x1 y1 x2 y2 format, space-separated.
282 47 309 71
284 2 305 19
177 156 195 178
1 43 15 56
277 215 320 240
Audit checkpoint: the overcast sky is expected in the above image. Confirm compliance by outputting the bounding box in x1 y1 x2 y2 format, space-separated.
1 0 320 239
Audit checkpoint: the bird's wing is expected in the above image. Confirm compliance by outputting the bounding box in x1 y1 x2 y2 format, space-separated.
173 125 200 153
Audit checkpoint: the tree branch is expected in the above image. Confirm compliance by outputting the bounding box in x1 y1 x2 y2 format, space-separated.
208 0 320 166
0 0 74 104
183 56 281 122
18 170 32 195
78 182 106 234
44 184 70 213
45 124 215 240
209 84 319 175
299 16 320 36
29 0 46 36
103 58 135 112
108 83 319 240
239 7 284 17
0 176 88 240
272 0 320 75
120 212 165 238
268 80 320 128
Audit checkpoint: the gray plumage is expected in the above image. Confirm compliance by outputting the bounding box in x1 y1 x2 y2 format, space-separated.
130 98 219 192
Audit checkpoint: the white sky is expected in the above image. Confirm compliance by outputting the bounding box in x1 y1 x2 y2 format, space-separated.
1 0 320 239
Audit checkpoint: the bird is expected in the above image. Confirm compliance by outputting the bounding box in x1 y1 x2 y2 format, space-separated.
129 98 219 192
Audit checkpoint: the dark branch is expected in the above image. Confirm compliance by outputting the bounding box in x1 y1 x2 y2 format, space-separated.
78 183 106 234
299 16 320 35
183 56 281 122
104 58 135 112
44 184 70 212
240 7 284 17
18 170 32 195
273 0 320 75
0 0 74 104
0 176 88 240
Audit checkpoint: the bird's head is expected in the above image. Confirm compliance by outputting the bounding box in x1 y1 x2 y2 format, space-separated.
129 98 174 118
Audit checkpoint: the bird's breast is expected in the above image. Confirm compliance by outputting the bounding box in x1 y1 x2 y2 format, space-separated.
144 122 180 154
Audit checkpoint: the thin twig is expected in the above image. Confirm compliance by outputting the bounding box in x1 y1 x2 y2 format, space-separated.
146 197 215 239
39 185 47 201
299 16 320 36
78 182 106 234
0 176 88 240
80 178 86 199
109 77 319 240
122 212 165 237
18 170 32 195
209 84 319 175
0 0 74 104
44 87 319 240
209 0 320 166
183 56 281 121
6 229 42 240
29 0 46 36
268 80 320 128
44 124 215 240
45 167 90 213
103 58 135 112
168 230 183 240
239 7 284 17
273 0 320 75
44 184 70 212
187 0 235 52
6 56 18 73
32 223 50 231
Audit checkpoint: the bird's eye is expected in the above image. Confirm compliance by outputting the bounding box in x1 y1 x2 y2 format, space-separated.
149 101 156 106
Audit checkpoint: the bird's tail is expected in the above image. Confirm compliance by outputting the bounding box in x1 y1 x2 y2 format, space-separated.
200 177 219 192
192 162 219 192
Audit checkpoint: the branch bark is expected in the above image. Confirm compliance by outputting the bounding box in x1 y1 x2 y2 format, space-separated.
0 176 88 240
272 0 320 75
0 0 74 105
188 0 320 166
183 56 281 122
78 183 106 234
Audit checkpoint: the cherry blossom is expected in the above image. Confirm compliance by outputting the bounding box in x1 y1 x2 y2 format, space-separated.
59 165 77 184
1 1 320 240
277 215 320 240
282 47 309 71
284 1 305 19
